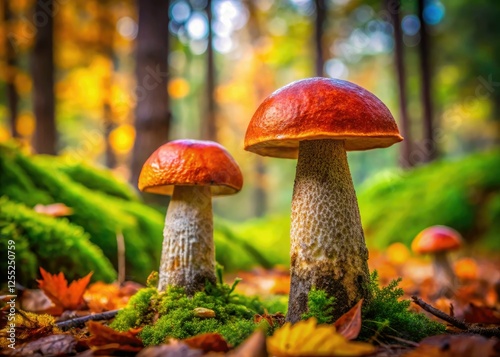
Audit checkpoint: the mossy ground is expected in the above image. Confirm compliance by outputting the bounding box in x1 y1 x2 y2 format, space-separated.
112 270 444 346
111 276 272 347
301 271 445 342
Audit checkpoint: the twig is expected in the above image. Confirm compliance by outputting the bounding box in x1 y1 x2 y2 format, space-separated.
56 309 121 331
411 296 500 338
116 231 126 285
411 296 468 329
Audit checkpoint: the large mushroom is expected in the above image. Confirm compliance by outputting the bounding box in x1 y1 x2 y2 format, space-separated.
245 77 403 322
411 225 463 297
138 139 243 294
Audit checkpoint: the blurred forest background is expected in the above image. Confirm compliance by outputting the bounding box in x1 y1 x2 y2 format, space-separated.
1 0 499 269
1 0 499 217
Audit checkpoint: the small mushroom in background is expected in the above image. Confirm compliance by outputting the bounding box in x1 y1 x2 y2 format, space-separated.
138 139 243 295
411 225 463 297
244 77 403 322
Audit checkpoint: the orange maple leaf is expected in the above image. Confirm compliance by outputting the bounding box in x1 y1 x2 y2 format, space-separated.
37 268 93 314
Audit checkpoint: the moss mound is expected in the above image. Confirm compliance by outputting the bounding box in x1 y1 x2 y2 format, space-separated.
0 143 163 285
302 272 445 342
0 197 116 283
111 279 270 346
359 150 500 249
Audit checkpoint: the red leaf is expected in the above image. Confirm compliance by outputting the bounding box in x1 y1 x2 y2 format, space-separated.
463 303 500 324
183 333 230 352
37 268 92 314
333 299 363 340
403 334 499 357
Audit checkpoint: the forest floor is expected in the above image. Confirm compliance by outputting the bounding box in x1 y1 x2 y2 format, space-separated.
1 249 499 356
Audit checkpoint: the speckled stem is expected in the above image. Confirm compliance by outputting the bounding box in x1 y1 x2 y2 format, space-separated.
158 185 216 294
432 252 457 298
286 139 370 323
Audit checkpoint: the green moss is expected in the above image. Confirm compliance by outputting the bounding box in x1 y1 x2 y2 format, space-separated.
43 157 138 201
301 288 335 324
300 272 445 342
111 279 272 347
0 143 164 283
0 197 116 285
360 271 445 342
359 150 500 249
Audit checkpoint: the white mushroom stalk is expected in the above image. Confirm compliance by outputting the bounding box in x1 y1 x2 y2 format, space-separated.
287 139 370 322
159 185 215 294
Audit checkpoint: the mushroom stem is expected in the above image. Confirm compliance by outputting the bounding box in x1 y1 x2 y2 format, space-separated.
287 139 370 323
432 252 457 297
158 185 216 294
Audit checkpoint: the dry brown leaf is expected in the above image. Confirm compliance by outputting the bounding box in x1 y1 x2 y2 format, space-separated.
334 299 363 340
34 203 74 217
183 333 230 352
2 334 76 356
403 334 500 357
267 318 375 357
227 330 268 357
85 320 143 355
137 340 203 357
37 268 92 315
463 303 500 324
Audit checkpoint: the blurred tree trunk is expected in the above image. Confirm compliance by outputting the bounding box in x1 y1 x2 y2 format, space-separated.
417 0 436 162
98 1 117 168
3 0 19 138
130 0 170 188
32 0 56 154
247 1 268 217
387 0 413 168
314 0 327 77
202 0 217 141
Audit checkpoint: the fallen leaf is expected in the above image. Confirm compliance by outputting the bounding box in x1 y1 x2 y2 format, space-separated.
3 334 76 356
183 333 230 352
0 310 60 349
85 321 143 355
137 340 202 357
403 334 500 357
334 299 363 340
227 330 268 357
84 282 136 313
463 303 500 324
37 268 92 315
267 318 375 357
20 289 53 313
254 312 286 328
34 203 73 217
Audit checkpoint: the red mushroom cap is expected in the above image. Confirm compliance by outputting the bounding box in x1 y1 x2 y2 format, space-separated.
411 225 463 254
244 77 403 159
138 139 243 196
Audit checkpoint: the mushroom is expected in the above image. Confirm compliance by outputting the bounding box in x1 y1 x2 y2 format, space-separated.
138 139 243 294
411 225 463 297
244 77 403 322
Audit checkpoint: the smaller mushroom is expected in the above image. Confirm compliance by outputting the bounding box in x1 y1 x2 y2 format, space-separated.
411 225 463 297
138 139 243 295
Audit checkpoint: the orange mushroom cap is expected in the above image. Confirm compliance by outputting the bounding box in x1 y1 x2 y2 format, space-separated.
244 77 403 159
138 139 243 196
411 226 463 254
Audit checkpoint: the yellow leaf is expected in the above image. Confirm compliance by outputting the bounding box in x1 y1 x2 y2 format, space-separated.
267 318 375 357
